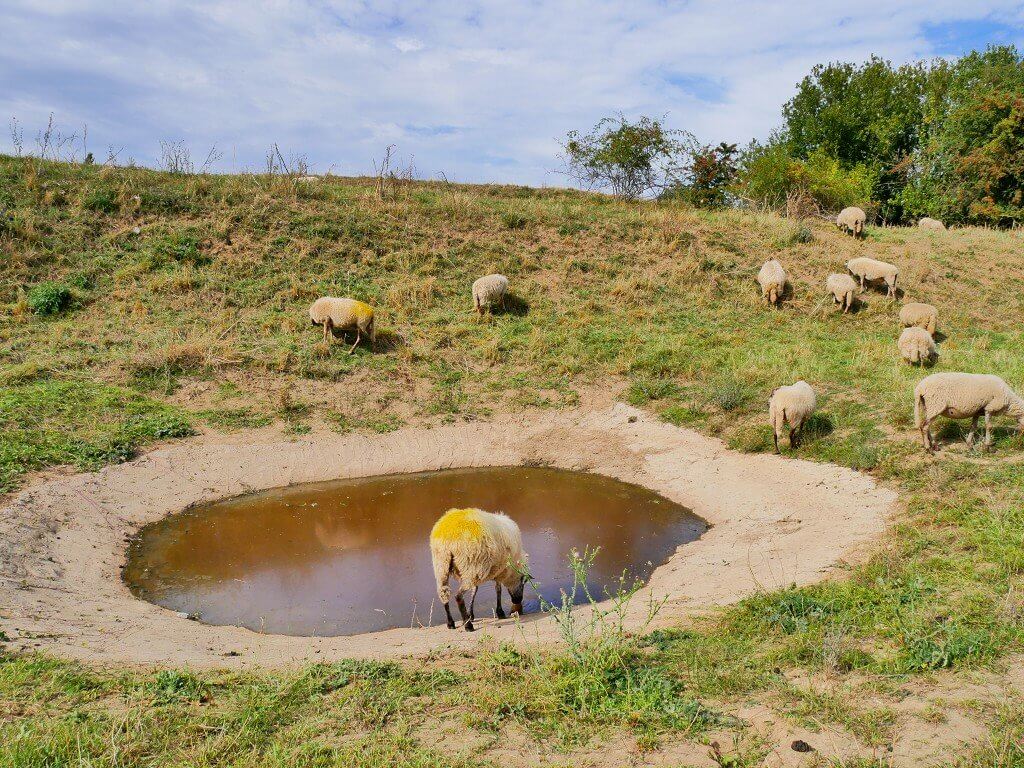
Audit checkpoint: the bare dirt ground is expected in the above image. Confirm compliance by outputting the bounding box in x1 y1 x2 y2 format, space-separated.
0 403 894 668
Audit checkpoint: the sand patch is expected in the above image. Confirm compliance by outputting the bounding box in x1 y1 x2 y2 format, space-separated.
0 403 894 667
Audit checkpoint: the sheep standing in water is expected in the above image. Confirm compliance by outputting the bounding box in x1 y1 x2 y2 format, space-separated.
915 373 1024 451
757 259 787 306
472 274 509 317
430 507 528 631
308 297 376 354
768 381 817 453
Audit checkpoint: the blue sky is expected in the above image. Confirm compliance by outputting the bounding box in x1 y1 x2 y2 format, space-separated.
2 1 1023 185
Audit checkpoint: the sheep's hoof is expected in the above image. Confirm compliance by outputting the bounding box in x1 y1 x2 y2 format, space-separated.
464 621 475 632
447 620 456 629
495 609 506 620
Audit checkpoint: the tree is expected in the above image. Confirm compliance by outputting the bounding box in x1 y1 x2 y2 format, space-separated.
561 115 693 199
906 46 1024 225
668 142 738 208
782 56 926 220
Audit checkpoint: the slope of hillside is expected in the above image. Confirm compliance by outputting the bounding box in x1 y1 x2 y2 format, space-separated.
2 155 1024 765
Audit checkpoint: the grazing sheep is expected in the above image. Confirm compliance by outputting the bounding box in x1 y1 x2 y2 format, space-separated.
846 257 899 298
430 507 529 632
915 373 1024 451
918 217 946 231
898 327 936 367
757 259 787 305
899 302 938 335
836 206 867 237
768 380 817 453
308 297 375 354
472 274 509 316
826 273 858 313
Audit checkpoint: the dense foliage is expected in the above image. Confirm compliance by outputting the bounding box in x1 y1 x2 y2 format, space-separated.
742 45 1024 226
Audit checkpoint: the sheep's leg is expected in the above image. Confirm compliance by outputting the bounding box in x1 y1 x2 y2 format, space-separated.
442 600 456 630
789 427 798 449
454 590 473 632
984 410 993 449
495 582 506 619
468 586 479 625
966 415 979 447
322 320 331 343
773 429 780 454
920 419 933 452
348 328 361 355
500 294 506 312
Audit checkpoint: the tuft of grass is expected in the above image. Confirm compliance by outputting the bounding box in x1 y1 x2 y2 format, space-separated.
26 281 72 316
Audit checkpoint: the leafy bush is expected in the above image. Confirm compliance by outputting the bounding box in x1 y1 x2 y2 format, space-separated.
562 115 693 199
27 281 72 316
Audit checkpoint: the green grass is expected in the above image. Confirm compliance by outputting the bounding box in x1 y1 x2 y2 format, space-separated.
3 154 1024 763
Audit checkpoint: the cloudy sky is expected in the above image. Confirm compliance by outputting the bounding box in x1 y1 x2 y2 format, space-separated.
3 1 1023 185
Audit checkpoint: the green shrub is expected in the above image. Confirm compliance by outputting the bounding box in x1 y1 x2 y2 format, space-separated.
27 281 72 316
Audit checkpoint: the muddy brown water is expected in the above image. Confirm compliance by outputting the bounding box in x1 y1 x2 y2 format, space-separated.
123 467 706 637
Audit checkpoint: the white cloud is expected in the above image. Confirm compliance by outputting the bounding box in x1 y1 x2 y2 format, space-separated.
1 0 1022 184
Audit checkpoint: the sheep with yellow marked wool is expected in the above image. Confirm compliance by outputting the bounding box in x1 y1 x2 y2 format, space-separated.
429 507 528 631
308 297 375 354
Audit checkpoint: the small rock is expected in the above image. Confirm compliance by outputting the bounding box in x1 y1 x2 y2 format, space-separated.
791 740 813 753
627 415 638 423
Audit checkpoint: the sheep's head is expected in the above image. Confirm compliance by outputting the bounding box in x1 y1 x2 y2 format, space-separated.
507 573 527 615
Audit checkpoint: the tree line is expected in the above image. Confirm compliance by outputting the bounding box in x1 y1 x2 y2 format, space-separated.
562 45 1024 227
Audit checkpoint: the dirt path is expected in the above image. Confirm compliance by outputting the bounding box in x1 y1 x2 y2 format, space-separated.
0 403 895 667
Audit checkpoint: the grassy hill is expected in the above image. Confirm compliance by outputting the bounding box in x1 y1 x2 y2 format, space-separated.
2 155 1024 765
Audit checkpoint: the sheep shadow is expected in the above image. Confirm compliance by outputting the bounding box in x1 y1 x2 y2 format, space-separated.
323 327 404 354
498 292 530 317
932 421 1023 451
801 412 835 443
933 330 948 344
479 292 530 318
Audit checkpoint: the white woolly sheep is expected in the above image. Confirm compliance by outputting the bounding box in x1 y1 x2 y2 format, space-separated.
846 257 899 298
430 507 528 631
915 372 1024 451
768 380 817 453
826 273 858 313
472 274 509 316
836 206 867 237
308 296 376 354
757 259 787 305
918 217 946 231
899 302 938 335
898 326 936 367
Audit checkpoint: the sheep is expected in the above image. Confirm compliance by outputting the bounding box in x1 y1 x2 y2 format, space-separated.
472 274 509 316
768 380 817 453
846 257 899 298
308 297 375 354
757 259 787 305
899 302 938 335
430 507 528 631
918 217 946 231
915 373 1024 451
898 326 936 367
826 273 858 313
836 206 867 237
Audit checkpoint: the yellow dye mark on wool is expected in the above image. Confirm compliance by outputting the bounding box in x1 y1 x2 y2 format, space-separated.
431 508 484 541
352 301 374 320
